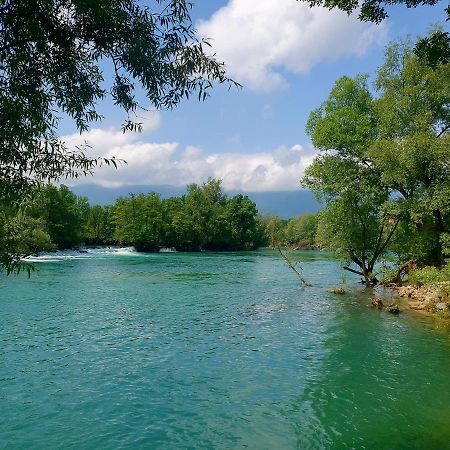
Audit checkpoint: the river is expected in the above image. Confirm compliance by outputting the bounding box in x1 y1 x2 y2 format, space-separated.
1 249 450 449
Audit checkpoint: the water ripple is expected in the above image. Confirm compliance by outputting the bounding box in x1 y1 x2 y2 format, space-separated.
1 250 450 449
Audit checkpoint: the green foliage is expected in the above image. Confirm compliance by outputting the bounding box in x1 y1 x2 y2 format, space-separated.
303 34 450 282
113 179 264 252
0 0 233 195
223 194 263 250
28 185 87 249
306 75 377 159
85 205 115 245
415 30 450 66
260 215 286 248
259 212 319 249
298 0 447 26
441 233 450 257
284 213 318 248
114 193 165 251
0 179 268 266
298 2 449 71
409 265 450 286
390 219 442 266
0 204 53 274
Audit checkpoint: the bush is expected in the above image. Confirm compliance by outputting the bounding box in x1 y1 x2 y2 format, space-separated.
409 264 450 286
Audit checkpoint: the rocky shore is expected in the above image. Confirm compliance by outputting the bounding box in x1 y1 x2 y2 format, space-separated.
394 282 450 318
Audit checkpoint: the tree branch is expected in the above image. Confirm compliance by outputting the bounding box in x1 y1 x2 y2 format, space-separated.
343 266 364 276
278 247 312 286
437 124 450 138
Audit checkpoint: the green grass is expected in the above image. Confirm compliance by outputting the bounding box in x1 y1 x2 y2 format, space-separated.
409 263 450 286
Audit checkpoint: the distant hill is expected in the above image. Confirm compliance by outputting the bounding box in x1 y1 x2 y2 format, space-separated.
71 184 320 219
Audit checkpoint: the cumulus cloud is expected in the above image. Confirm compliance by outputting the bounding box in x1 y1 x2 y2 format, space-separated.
197 0 387 91
63 122 314 191
62 112 161 156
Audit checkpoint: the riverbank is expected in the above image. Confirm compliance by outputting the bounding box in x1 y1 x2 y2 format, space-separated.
392 282 450 320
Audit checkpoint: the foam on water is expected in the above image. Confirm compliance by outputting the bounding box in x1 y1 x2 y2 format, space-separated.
23 246 137 262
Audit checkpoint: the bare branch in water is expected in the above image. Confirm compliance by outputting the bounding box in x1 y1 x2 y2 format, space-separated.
278 247 312 286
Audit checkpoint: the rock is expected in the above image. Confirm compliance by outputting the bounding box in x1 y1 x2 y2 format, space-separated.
409 301 426 311
371 297 383 309
424 293 440 303
386 303 400 314
435 302 450 312
398 286 416 298
328 287 346 294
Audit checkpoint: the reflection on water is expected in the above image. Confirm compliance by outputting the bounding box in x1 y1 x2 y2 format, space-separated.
1 250 450 449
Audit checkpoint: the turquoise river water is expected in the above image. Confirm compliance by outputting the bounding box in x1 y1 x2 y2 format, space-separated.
1 249 450 449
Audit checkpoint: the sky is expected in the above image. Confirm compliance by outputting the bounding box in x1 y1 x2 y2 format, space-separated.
64 0 448 192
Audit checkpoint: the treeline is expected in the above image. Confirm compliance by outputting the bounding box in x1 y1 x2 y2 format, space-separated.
112 179 264 251
260 213 318 249
3 179 318 258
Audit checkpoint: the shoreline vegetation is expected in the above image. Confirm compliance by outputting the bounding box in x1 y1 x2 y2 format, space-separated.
7 179 319 263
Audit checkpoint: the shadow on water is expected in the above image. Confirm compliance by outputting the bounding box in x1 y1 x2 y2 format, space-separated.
288 288 450 449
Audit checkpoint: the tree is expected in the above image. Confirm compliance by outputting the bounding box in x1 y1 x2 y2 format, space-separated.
0 0 235 272
182 179 227 250
260 214 286 248
284 213 318 248
314 190 396 284
415 29 450 66
0 204 53 274
85 205 115 245
110 179 264 252
370 39 450 264
223 194 263 250
114 193 165 251
299 0 447 23
29 184 87 249
303 36 450 282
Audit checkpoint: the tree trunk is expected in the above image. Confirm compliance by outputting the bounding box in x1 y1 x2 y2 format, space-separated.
433 209 445 265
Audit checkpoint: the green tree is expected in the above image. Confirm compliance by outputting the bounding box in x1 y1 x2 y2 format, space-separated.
110 179 264 252
223 194 262 250
260 214 286 248
161 196 192 250
298 0 447 23
114 193 165 251
284 213 318 248
370 39 450 264
303 36 450 281
30 185 87 249
0 205 53 274
85 205 115 245
182 179 227 250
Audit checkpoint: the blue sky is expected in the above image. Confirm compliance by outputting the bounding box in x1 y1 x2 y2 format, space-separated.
65 0 448 192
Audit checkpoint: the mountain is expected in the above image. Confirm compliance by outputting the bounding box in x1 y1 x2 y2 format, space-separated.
70 184 320 219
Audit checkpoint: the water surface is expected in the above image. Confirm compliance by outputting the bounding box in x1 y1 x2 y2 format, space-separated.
1 250 450 449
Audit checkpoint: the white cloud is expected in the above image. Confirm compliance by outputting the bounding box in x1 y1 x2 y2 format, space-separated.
197 0 387 91
62 112 161 156
63 122 314 191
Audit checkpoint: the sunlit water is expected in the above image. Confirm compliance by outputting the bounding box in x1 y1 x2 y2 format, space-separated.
1 249 450 449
